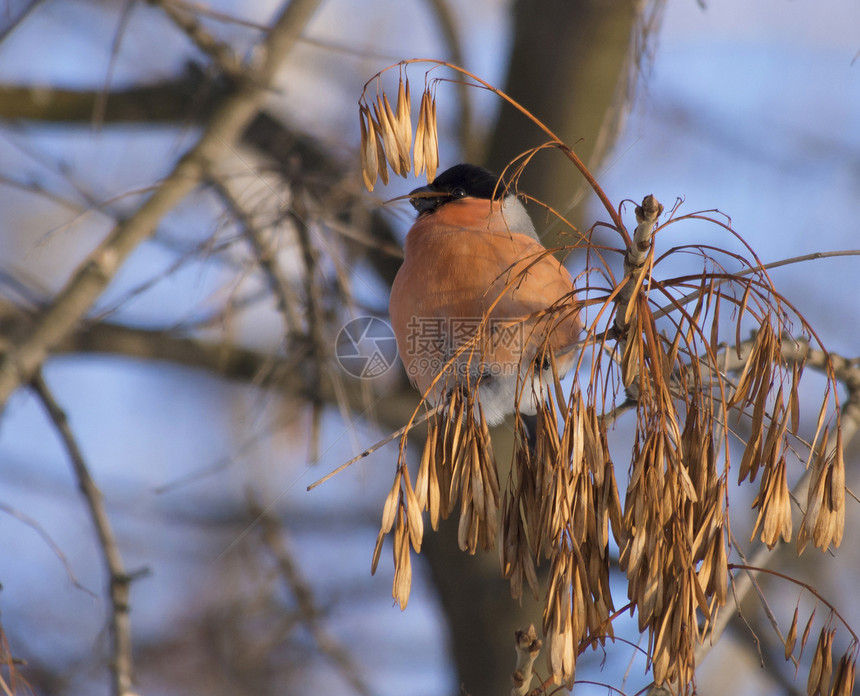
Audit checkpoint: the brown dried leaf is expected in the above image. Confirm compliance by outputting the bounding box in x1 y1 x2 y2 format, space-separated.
457 504 471 552
383 91 408 173
714 530 728 605
738 419 763 485
428 426 441 529
393 76 412 173
730 328 762 409
785 606 799 661
692 566 710 618
606 464 625 548
831 430 845 512
374 94 402 176
370 528 385 575
818 629 835 696
832 653 856 696
813 506 835 551
414 437 431 513
789 361 801 434
709 285 721 354
807 628 826 695
845 657 856 696
479 415 500 504
393 521 412 610
676 459 699 503
752 455 792 548
413 89 429 177
425 94 439 181
470 437 485 516
359 104 378 191
381 471 401 533
799 608 816 660
799 438 828 554
402 468 424 551
621 325 642 389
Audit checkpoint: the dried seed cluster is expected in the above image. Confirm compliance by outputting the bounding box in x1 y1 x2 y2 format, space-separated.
355 66 853 690
605 211 849 691
371 385 498 609
359 75 438 191
370 218 849 691
503 387 623 685
612 288 730 688
784 610 858 696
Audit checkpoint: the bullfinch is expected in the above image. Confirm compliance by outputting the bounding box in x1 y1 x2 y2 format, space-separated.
388 164 581 426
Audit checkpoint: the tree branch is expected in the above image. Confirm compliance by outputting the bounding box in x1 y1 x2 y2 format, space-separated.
250 496 373 696
153 0 244 79
31 372 142 696
511 624 541 696
0 0 323 412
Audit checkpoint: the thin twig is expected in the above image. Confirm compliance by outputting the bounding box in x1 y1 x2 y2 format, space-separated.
307 403 442 491
154 0 244 78
31 372 142 696
250 495 373 696
290 189 365 456
651 249 860 323
0 501 96 598
423 0 474 159
729 530 796 666
92 0 135 130
0 0 48 45
211 176 304 334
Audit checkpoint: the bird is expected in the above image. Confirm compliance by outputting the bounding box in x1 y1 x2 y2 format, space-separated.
388 163 581 429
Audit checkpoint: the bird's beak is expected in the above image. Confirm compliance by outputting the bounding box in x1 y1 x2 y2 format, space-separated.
408 185 442 214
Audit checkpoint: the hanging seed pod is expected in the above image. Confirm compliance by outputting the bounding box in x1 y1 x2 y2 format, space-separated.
414 89 431 178
393 76 412 174
784 606 798 660
359 104 378 191
426 93 439 180
374 94 402 177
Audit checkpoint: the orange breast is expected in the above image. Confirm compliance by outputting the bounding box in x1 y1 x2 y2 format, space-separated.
389 198 580 397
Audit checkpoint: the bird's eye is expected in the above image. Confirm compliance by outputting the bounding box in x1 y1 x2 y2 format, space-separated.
451 187 466 199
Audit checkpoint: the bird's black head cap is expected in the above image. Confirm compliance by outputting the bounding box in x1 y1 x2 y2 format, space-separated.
409 163 506 214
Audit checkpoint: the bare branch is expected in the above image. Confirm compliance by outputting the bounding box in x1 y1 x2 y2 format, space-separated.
31 372 142 696
422 0 474 159
511 624 541 696
153 0 244 78
210 173 305 335
0 79 223 122
0 501 95 598
0 0 46 44
0 0 324 412
92 1 136 129
250 496 373 696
